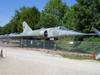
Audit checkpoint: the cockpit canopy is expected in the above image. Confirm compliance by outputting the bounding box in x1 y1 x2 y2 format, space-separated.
57 26 68 30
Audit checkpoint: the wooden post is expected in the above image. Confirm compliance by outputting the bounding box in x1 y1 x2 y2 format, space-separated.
1 49 3 58
93 52 96 60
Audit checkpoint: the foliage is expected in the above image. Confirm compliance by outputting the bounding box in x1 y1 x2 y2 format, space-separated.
63 7 77 30
44 0 67 19
74 0 100 32
0 6 40 34
37 13 63 28
37 0 68 28
63 0 100 41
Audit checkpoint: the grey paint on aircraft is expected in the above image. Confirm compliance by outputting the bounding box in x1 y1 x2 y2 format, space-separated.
0 21 95 40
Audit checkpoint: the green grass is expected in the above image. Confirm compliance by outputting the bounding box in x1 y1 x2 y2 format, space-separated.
61 54 93 60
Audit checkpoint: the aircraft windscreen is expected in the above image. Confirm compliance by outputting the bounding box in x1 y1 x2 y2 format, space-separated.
59 26 68 30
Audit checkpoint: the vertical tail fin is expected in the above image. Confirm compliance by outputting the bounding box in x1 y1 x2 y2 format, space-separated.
22 21 33 33
92 27 100 36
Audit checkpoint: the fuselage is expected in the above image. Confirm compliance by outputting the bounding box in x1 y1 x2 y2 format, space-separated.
18 26 85 39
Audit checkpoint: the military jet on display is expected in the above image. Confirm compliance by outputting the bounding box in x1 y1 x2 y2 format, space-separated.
0 21 94 40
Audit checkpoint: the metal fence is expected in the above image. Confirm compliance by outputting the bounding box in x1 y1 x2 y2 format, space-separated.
20 40 100 54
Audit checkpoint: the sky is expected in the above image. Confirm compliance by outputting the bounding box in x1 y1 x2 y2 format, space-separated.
0 0 76 26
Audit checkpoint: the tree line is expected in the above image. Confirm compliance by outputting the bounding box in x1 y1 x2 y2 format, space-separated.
0 0 100 41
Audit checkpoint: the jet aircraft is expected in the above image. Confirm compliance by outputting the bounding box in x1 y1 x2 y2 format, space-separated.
0 21 94 40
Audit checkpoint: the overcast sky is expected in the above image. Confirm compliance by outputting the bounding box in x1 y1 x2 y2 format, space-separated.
0 0 76 26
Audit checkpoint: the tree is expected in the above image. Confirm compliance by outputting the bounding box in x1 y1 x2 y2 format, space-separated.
17 6 40 30
44 0 67 19
74 0 100 32
37 0 68 28
3 6 40 34
63 7 78 30
0 27 2 34
37 13 63 28
63 0 100 41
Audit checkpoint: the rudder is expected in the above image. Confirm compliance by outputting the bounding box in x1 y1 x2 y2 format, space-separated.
22 21 33 33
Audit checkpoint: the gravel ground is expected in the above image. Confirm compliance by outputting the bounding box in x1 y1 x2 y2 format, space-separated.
0 46 100 75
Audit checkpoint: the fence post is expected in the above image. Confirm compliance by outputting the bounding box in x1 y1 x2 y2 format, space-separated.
93 52 96 60
0 49 3 58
